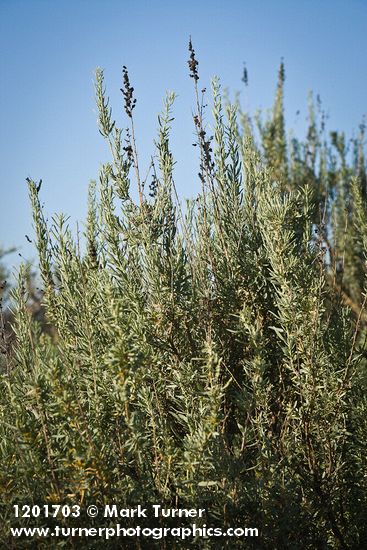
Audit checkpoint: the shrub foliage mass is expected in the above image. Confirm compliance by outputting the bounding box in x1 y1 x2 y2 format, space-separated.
1 50 367 549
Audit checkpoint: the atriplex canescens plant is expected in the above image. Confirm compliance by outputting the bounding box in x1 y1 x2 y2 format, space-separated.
1 43 367 549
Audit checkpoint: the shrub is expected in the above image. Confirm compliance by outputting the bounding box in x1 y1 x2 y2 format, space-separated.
1 44 366 549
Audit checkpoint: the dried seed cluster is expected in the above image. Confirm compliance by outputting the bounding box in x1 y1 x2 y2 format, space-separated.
121 66 137 118
188 38 199 82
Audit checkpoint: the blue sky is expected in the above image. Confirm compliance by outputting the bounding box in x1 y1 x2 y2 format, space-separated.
1 0 367 270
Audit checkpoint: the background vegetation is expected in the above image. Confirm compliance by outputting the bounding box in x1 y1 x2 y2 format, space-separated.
0 44 366 548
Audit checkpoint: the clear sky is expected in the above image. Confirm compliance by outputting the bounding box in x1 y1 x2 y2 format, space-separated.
1 0 367 270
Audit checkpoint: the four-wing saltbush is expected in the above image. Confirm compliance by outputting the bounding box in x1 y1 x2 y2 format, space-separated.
1 51 367 549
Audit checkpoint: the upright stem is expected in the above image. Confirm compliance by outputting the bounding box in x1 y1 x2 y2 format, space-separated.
130 117 143 208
